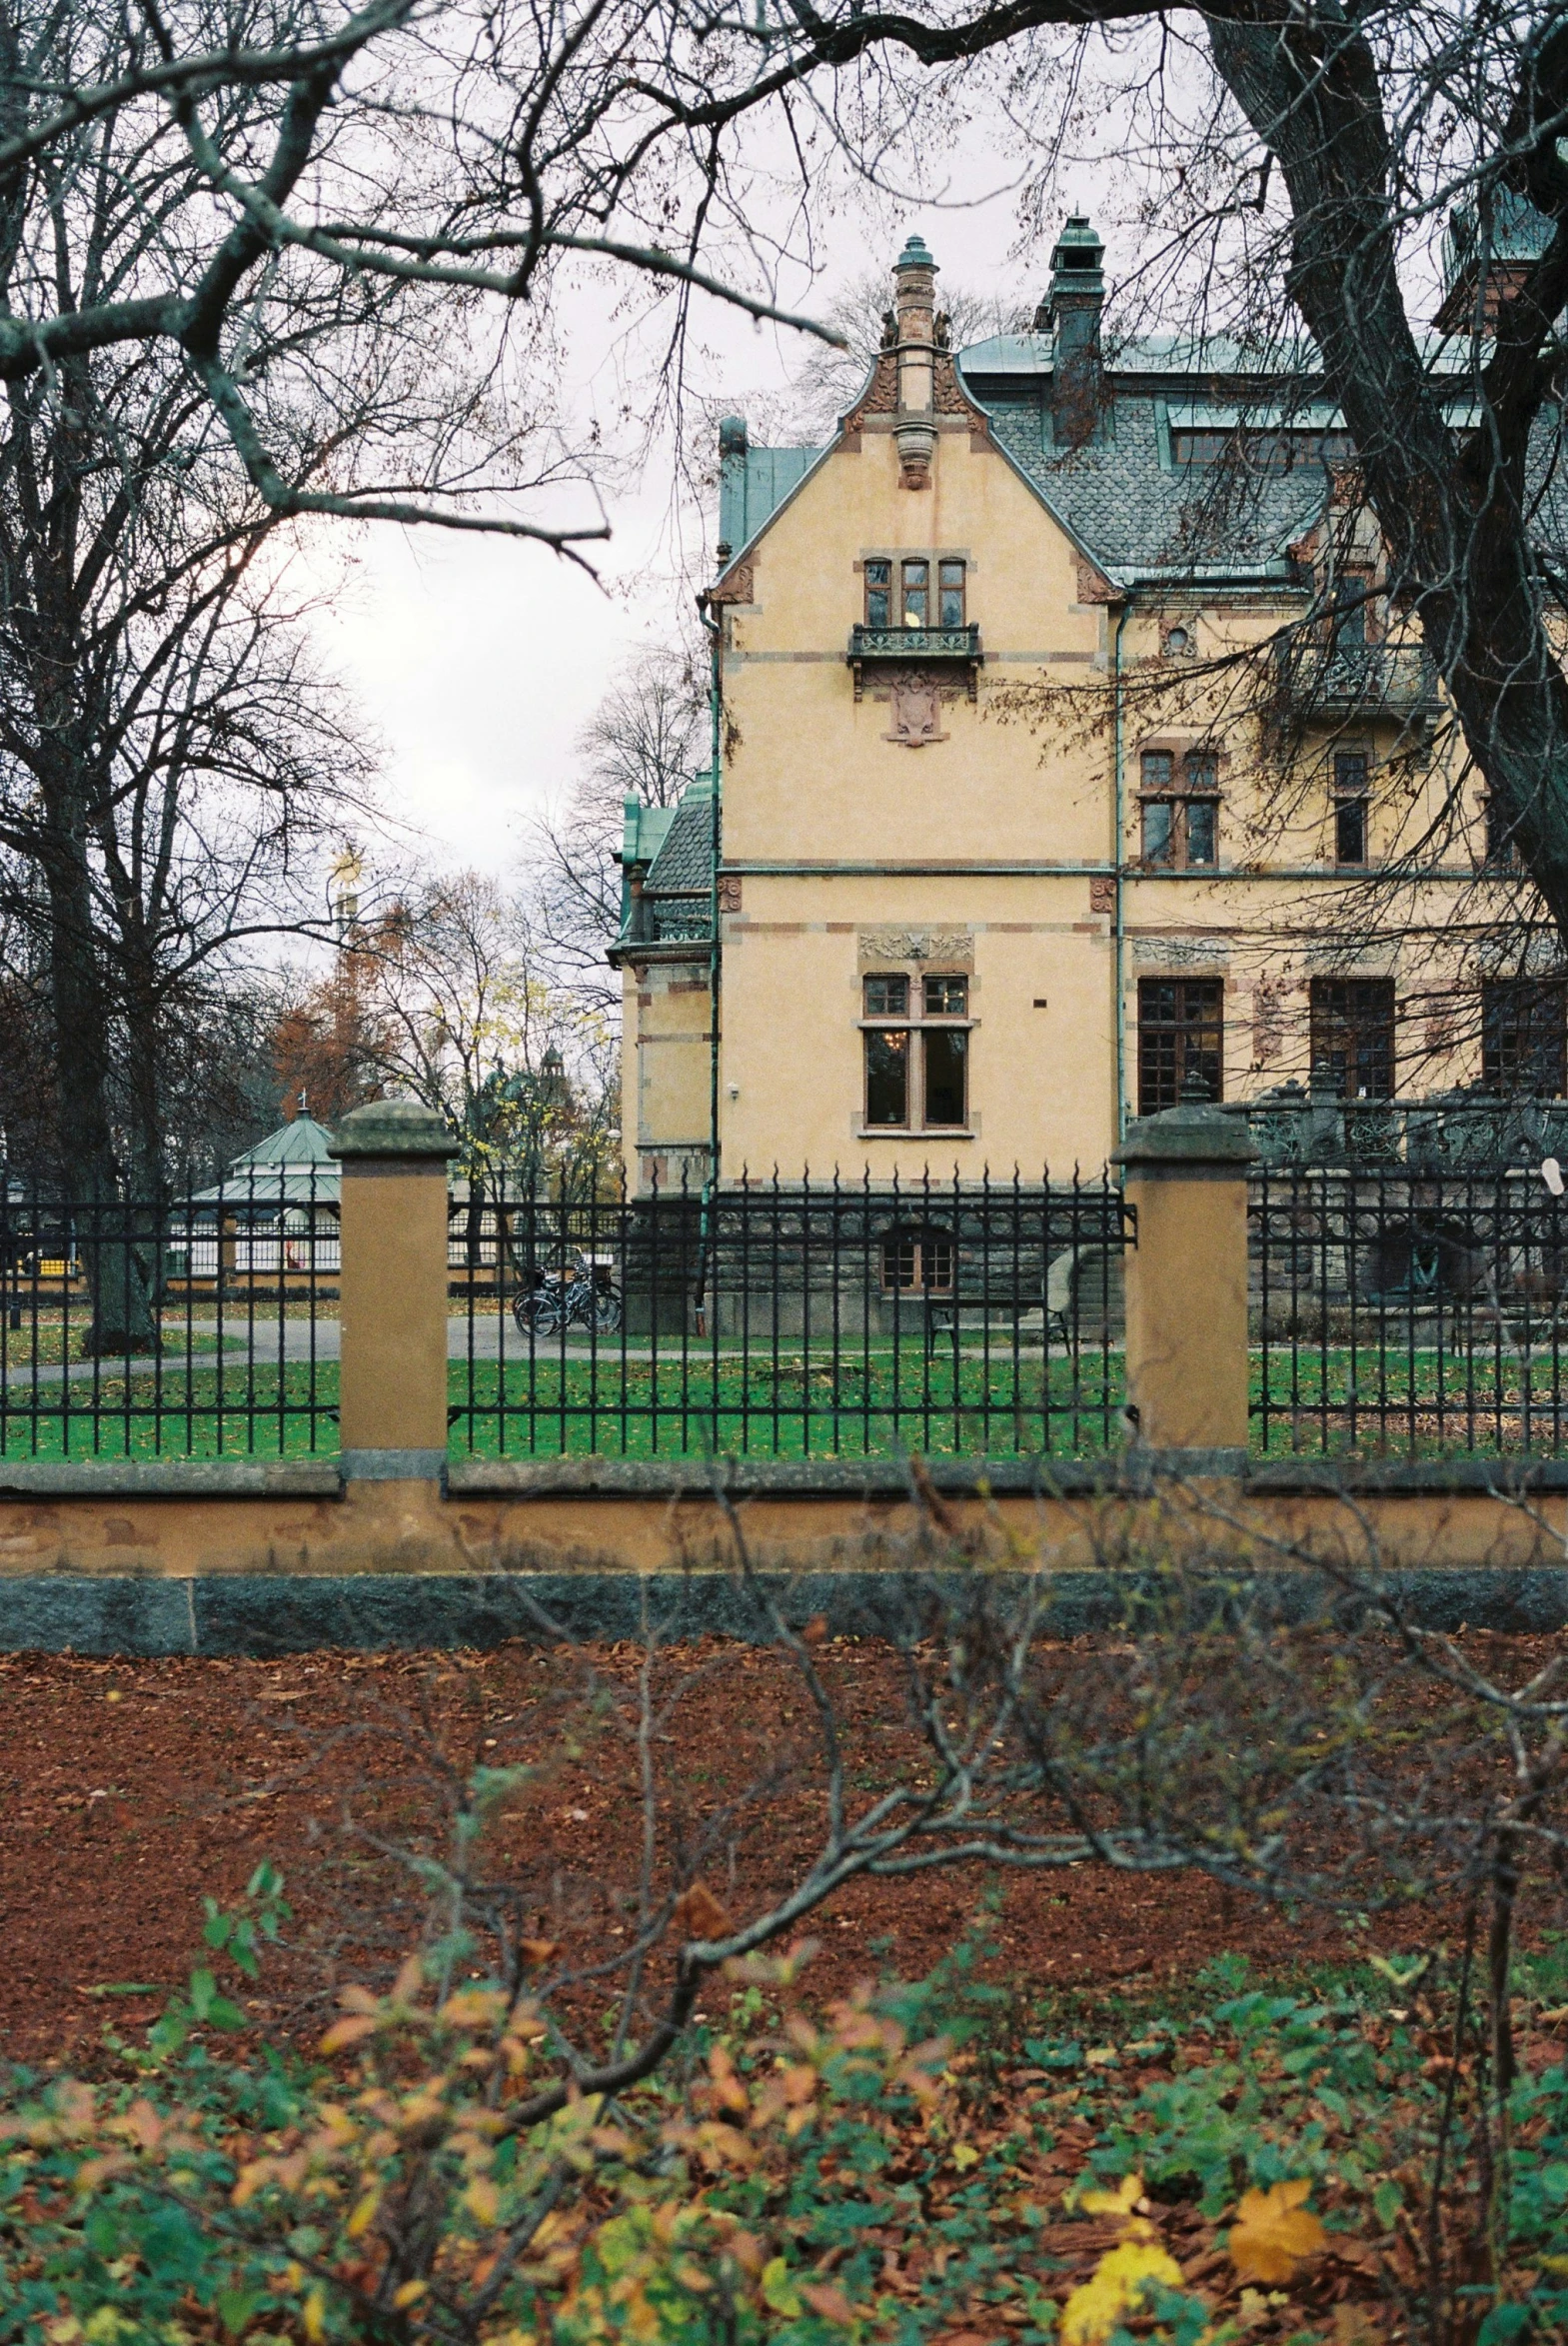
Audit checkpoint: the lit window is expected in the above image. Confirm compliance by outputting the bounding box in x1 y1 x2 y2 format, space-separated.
860 973 970 1131
900 560 928 627
864 1029 909 1127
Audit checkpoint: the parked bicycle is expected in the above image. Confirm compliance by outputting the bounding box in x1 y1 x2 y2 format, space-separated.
512 1253 623 1336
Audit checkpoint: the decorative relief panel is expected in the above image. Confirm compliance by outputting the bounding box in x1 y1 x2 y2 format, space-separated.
882 674 948 746
1088 876 1116 916
717 874 743 913
1131 938 1230 970
856 927 973 971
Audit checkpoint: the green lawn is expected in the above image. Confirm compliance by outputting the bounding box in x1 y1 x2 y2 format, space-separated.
3 1340 1566 1461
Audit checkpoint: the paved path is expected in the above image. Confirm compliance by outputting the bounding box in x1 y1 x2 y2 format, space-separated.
2 1314 1075 1387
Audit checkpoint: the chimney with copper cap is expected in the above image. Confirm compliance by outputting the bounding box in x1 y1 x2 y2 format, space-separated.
891 233 938 489
1037 215 1105 451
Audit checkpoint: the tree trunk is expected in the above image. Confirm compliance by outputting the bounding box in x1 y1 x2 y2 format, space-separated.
38 822 157 1356
1206 10 1568 936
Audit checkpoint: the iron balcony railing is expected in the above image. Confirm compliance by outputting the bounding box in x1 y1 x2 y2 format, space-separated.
1224 1090 1568 1171
1273 638 1441 721
847 622 982 663
848 623 983 704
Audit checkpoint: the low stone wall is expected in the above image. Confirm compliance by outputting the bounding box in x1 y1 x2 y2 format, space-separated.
1 1453 1566 1653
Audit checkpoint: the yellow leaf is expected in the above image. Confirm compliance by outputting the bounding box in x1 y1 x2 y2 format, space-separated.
320 2014 380 2056
950 2142 980 2172
468 2176 502 2226
1078 2173 1144 2218
347 2189 381 2240
1227 2178 1328 2284
394 2280 429 2308
302 2288 328 2344
1061 2240 1183 2345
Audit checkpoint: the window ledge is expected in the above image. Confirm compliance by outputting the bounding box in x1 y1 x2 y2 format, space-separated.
856 1128 976 1141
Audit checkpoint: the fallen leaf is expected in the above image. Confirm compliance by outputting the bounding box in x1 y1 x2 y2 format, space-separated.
1061 2239 1183 2344
1227 2178 1328 2284
1078 2174 1145 2219
673 1882 732 1941
798 2282 855 2323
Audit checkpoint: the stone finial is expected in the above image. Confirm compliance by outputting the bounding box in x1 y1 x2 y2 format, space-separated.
1113 1097 1257 1173
328 1100 459 1160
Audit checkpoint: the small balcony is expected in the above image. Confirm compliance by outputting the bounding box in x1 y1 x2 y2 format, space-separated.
1273 639 1441 724
847 623 982 700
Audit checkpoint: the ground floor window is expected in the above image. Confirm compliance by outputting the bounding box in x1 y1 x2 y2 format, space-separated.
880 1228 954 1293
1137 978 1223 1114
862 974 970 1130
1309 977 1395 1099
1482 979 1567 1096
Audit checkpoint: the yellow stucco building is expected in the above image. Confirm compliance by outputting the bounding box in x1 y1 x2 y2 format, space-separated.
612 222 1547 1193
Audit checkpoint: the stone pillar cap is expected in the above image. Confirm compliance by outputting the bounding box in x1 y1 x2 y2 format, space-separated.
1113 1100 1258 1171
328 1100 459 1160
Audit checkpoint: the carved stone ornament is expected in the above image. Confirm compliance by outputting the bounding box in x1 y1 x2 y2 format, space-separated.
883 673 948 746
1131 937 1230 971
1088 876 1116 916
717 874 743 913
705 561 755 606
857 927 973 972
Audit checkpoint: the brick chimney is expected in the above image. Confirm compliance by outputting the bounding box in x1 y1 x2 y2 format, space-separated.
891 233 938 489
1037 216 1105 451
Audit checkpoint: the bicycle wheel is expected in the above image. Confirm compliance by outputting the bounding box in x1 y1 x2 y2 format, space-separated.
514 1286 565 1336
594 1282 623 1333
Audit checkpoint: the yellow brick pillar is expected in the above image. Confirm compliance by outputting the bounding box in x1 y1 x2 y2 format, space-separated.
329 1101 458 1483
1113 1099 1257 1463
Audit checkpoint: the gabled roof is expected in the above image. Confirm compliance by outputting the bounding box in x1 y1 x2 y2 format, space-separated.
234 1116 336 1167
719 429 825 554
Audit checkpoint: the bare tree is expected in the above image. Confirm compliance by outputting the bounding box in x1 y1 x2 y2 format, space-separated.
13 0 1568 956
527 645 708 1008
361 868 616 1180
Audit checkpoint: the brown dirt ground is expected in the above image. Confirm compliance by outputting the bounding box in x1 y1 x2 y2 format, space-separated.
2 1633 1562 2068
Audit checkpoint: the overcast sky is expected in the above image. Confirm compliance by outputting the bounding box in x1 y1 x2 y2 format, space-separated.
306 147 1048 877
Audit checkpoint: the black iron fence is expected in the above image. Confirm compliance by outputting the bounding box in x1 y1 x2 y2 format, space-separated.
20 1156 1568 1467
1226 1090 1568 1172
449 1169 1130 1459
1251 1165 1568 1457
0 1171 337 1459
